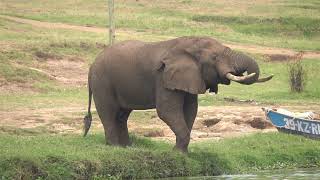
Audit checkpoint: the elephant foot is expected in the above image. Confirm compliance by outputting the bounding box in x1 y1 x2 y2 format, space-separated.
174 138 189 153
174 133 190 153
106 137 132 147
119 139 132 147
173 145 188 153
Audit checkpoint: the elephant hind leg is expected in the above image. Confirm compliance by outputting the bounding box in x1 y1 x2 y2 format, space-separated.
116 108 132 146
92 90 121 145
98 107 121 145
95 102 131 146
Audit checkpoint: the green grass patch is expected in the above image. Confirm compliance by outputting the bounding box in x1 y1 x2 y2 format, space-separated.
0 133 319 179
1 0 320 50
192 15 320 38
0 88 86 111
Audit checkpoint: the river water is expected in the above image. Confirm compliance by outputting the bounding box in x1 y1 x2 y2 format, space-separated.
165 168 320 180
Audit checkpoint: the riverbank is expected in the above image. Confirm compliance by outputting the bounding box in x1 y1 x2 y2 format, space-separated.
1 0 319 179
1 132 319 179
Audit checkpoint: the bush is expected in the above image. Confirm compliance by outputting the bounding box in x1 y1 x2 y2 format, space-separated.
288 52 307 93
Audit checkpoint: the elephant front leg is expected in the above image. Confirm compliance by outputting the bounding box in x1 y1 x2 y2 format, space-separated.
156 90 190 153
184 94 198 132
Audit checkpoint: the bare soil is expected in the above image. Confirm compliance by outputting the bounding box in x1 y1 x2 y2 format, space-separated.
12 55 88 89
2 104 319 141
0 82 38 94
129 106 279 142
37 57 88 87
131 106 320 142
0 106 85 134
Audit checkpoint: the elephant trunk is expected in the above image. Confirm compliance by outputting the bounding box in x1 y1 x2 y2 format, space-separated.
220 48 273 85
217 48 273 85
231 50 259 85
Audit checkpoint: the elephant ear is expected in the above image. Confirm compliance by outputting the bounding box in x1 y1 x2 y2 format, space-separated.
159 56 206 94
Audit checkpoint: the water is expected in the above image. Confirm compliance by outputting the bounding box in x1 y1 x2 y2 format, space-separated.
165 168 320 180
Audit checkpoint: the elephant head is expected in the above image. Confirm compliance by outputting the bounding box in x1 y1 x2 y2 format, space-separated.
157 37 273 94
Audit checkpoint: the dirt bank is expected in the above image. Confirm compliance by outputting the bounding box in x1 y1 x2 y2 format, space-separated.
2 104 319 141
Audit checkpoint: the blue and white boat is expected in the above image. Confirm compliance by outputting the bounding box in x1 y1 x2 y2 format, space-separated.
263 108 320 138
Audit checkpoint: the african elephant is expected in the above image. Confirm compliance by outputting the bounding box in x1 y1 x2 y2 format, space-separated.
83 37 273 152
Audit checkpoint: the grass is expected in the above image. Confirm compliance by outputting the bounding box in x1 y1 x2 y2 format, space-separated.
0 133 320 179
0 89 86 111
1 0 319 50
0 17 319 107
192 15 320 38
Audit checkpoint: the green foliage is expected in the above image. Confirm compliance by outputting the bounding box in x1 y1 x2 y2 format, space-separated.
0 133 320 179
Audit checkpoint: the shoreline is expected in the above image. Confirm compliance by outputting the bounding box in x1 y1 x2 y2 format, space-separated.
1 132 319 179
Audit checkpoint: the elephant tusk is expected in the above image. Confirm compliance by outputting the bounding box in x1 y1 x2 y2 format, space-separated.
226 72 256 82
256 74 274 83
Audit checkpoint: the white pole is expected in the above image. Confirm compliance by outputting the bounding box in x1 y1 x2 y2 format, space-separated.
108 0 115 45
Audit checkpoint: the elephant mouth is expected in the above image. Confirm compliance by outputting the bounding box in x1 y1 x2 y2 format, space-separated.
218 76 231 85
209 84 219 94
221 79 231 85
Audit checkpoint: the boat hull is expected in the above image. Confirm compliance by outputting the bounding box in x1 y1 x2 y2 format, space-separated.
264 108 320 139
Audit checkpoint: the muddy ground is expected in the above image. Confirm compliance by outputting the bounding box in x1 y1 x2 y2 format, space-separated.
3 103 320 142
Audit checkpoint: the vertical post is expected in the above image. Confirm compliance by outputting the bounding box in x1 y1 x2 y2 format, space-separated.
108 0 115 45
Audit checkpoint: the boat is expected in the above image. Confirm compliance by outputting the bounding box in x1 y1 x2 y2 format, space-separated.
263 107 320 139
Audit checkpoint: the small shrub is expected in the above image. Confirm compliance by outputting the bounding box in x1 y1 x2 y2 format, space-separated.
288 52 307 93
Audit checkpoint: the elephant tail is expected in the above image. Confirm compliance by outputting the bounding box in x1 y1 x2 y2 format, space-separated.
83 71 93 137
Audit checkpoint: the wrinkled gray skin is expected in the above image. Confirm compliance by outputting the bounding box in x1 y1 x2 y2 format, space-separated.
84 37 271 153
